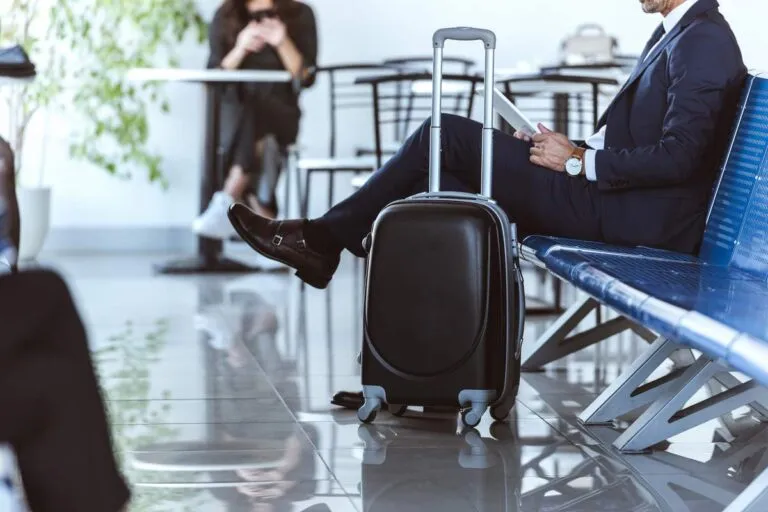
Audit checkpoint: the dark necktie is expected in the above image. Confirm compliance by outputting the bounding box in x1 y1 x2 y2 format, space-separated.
596 24 667 128
641 24 667 62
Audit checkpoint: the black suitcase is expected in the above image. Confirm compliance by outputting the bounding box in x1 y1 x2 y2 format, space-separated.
357 27 525 428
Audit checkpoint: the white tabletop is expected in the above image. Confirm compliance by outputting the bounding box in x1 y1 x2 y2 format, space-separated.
126 68 292 83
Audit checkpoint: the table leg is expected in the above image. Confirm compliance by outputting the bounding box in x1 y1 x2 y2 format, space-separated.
155 83 257 274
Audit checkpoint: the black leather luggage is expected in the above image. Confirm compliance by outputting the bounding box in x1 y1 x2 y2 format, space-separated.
358 27 525 428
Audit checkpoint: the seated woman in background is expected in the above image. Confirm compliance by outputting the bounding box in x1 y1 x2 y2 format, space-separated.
194 0 318 240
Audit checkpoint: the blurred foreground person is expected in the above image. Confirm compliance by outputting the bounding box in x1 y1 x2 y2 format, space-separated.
0 267 130 510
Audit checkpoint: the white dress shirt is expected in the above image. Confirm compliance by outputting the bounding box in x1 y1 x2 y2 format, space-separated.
583 0 699 181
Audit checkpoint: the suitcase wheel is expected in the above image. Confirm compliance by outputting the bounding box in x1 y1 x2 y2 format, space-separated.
389 404 408 417
490 406 510 422
458 389 495 429
358 386 386 424
461 408 483 428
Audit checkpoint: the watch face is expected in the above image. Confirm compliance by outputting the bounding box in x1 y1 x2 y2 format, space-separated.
565 158 582 176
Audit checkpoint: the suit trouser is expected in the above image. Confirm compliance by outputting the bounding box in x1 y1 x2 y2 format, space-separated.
0 270 130 512
318 114 604 256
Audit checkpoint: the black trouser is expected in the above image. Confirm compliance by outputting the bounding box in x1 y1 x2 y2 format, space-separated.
223 93 300 211
0 270 130 512
317 114 604 257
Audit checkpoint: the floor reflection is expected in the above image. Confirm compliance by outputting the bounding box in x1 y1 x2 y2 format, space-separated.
53 254 768 512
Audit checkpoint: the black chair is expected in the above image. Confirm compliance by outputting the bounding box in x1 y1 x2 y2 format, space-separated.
355 71 484 169
297 60 479 217
366 56 476 153
296 63 395 217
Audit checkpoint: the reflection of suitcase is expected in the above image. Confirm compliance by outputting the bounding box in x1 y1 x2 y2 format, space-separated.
357 27 525 428
358 425 521 512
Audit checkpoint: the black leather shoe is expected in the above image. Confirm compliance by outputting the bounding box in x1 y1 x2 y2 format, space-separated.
331 391 364 410
228 203 340 289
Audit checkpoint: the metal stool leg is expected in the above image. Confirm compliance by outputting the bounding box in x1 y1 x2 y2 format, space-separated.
283 152 292 218
301 169 311 218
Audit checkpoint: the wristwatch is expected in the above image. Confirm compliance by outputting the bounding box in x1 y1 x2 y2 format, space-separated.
565 147 587 177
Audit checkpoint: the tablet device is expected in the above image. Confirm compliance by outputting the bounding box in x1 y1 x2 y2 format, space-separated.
477 86 540 136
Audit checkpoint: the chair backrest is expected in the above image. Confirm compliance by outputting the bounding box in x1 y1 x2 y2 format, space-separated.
355 72 483 168
315 63 397 158
700 74 768 274
383 56 475 75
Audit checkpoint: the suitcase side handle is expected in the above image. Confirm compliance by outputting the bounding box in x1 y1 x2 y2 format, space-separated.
433 27 496 49
429 28 496 198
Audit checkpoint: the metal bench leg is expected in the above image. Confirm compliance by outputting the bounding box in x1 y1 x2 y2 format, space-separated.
707 372 768 422
724 466 768 512
579 336 690 425
522 297 648 371
614 355 768 453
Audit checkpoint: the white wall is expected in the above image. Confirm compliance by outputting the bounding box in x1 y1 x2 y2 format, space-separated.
15 0 766 229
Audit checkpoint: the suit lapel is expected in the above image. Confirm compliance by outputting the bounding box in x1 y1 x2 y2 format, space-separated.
622 23 684 95
595 0 720 129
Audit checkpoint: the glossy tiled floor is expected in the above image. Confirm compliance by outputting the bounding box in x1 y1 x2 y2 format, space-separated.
46 251 768 511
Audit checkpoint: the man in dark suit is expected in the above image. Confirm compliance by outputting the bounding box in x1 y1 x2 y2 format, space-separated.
228 0 746 291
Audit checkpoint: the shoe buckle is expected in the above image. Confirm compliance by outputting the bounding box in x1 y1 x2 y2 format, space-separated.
272 235 283 246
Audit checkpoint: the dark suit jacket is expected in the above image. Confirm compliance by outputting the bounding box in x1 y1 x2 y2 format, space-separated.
594 0 746 253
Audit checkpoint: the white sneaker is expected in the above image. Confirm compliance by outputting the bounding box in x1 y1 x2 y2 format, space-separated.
192 192 237 240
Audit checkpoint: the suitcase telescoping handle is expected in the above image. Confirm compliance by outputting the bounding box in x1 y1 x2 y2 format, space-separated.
430 27 496 198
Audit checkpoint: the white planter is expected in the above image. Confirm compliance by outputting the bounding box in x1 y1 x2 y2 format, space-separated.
17 187 51 262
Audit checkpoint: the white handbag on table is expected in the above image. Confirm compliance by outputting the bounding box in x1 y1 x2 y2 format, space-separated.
561 24 618 65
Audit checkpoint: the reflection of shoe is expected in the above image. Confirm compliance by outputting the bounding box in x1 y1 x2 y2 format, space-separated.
331 390 364 410
193 192 237 240
228 204 339 289
194 305 239 350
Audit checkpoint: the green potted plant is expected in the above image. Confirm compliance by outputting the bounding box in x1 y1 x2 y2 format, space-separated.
0 0 206 261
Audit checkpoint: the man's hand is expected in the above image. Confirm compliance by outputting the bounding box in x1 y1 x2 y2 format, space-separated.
529 124 576 172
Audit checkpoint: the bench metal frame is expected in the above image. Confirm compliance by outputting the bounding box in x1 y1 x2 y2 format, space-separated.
586 429 768 512
518 268 768 511
520 247 655 370
577 335 768 452
525 371 768 512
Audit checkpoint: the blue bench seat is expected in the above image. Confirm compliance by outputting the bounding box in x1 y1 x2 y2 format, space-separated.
523 234 768 373
521 74 768 387
517 73 768 512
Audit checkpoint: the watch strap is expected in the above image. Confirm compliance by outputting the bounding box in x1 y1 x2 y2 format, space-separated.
570 146 587 161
